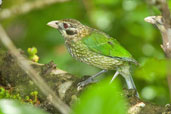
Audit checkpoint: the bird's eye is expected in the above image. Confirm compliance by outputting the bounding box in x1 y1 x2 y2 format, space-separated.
63 23 69 29
66 30 77 35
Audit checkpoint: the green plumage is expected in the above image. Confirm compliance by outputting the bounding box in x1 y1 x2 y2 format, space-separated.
82 31 136 63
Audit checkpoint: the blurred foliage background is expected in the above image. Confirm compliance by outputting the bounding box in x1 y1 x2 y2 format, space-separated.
0 0 170 106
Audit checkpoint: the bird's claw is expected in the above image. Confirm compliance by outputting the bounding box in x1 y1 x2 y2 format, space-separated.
77 78 96 91
77 82 85 91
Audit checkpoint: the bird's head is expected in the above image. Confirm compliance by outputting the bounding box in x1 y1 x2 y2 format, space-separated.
47 19 89 41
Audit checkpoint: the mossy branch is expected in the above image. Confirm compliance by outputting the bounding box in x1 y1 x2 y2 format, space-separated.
0 45 169 114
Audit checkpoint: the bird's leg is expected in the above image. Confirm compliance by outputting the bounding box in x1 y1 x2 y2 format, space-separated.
77 70 107 89
109 71 119 84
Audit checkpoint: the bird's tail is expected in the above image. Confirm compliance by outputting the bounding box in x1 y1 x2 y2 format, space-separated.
123 71 139 97
118 64 139 97
125 72 137 90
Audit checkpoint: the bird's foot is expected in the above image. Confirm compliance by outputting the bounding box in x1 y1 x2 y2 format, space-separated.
77 70 107 91
77 77 97 90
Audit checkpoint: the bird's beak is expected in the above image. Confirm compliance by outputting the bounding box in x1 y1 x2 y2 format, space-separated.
47 21 59 29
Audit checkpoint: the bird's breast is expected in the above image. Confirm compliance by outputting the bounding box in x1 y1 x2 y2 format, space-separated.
65 41 123 70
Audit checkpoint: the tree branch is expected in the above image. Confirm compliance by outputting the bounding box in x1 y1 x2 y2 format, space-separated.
0 0 70 20
0 47 170 114
144 0 171 102
0 0 2 6
0 24 71 114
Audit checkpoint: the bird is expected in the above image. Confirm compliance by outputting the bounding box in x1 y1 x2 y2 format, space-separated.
47 19 139 96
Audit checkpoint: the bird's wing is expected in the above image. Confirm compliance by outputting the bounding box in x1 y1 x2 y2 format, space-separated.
82 30 137 64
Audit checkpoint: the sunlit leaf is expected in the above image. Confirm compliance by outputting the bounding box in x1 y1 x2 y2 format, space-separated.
0 99 49 114
72 80 127 114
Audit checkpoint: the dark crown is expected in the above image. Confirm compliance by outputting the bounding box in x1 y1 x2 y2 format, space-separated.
62 19 81 25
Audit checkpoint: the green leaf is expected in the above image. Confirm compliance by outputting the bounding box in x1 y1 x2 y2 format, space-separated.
27 47 38 56
72 80 127 114
0 99 49 114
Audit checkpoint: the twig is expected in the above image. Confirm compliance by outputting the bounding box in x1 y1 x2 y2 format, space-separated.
0 0 69 20
144 0 171 102
0 24 71 114
0 0 2 6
